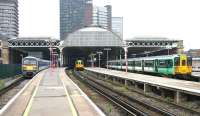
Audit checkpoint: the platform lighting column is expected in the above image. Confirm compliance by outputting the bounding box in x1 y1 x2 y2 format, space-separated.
20 54 23 63
51 48 57 68
144 51 149 57
97 51 103 68
123 47 128 72
104 48 111 69
48 47 52 68
166 45 172 55
89 53 95 67
59 48 63 67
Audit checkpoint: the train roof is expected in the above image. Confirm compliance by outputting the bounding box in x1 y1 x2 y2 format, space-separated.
192 57 200 60
23 56 49 62
23 56 38 60
109 54 187 62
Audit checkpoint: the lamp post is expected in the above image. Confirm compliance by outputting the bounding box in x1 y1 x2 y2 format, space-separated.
123 47 128 72
104 48 111 69
96 51 103 68
131 54 136 58
166 45 172 55
89 53 96 67
49 47 57 68
144 51 150 57
20 54 23 63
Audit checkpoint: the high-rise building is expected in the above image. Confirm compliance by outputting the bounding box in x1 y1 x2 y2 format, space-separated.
60 0 93 40
0 0 18 39
92 5 112 30
112 17 123 39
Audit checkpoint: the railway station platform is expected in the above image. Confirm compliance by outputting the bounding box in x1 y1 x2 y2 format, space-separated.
85 67 200 104
0 68 105 116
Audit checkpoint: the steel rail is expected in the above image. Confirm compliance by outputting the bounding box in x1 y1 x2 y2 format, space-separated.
0 77 25 96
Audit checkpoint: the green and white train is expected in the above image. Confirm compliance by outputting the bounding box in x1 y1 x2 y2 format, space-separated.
108 54 192 77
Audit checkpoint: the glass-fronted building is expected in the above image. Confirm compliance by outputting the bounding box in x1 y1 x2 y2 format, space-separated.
60 0 93 40
112 17 123 39
92 5 112 30
0 0 18 39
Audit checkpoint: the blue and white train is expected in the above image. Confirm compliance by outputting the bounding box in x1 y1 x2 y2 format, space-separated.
22 56 50 77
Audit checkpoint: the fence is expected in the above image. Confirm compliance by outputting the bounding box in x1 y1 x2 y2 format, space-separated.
0 64 21 78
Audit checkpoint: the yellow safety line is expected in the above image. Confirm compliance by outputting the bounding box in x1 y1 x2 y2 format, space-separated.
61 78 78 116
23 76 42 116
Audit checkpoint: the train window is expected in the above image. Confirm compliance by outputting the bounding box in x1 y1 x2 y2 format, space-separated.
23 59 37 65
128 61 133 66
158 60 167 68
135 61 141 67
144 60 154 67
187 57 192 66
122 61 126 66
174 57 180 66
182 60 186 66
167 60 173 68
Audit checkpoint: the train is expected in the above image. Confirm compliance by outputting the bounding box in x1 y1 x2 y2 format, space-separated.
22 56 50 77
192 58 200 72
75 60 84 71
108 54 192 78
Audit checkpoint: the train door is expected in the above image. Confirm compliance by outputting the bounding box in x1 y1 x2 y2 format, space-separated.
133 61 135 71
155 59 158 72
142 60 144 72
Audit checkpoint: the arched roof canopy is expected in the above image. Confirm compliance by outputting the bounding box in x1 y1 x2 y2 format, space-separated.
61 27 123 47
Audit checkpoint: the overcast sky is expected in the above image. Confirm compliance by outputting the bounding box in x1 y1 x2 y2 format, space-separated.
19 0 200 50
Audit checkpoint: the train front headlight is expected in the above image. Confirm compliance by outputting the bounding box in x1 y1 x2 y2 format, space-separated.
22 66 26 70
33 66 37 70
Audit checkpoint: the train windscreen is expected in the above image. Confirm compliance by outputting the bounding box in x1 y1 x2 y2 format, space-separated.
23 59 37 65
174 57 180 66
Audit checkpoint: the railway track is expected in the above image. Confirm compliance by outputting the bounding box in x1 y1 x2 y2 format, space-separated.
0 76 25 96
72 70 176 116
0 76 29 108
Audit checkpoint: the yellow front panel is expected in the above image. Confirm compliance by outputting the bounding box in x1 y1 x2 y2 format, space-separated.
22 65 37 71
175 55 192 75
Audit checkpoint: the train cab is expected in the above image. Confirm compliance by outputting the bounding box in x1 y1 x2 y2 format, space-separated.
22 57 38 77
174 54 192 75
75 60 84 71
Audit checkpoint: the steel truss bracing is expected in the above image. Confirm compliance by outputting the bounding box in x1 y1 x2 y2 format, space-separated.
125 39 183 48
8 38 60 47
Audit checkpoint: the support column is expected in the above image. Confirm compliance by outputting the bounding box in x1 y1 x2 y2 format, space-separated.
144 84 151 93
175 91 186 104
113 77 116 82
161 89 166 97
125 80 129 86
59 48 63 67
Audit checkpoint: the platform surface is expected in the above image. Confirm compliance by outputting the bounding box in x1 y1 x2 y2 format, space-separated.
26 68 73 116
26 68 105 116
1 68 105 116
85 67 200 95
